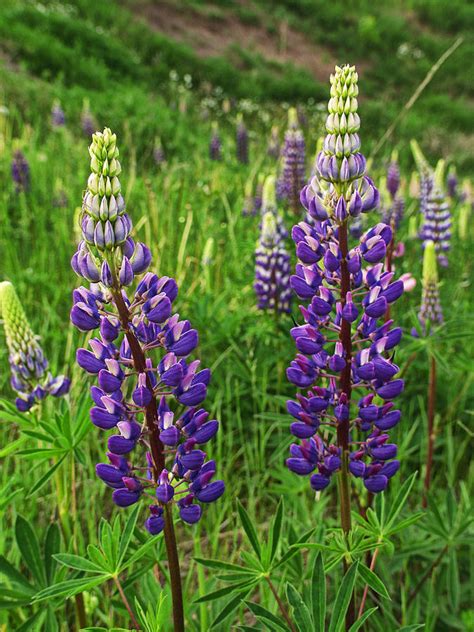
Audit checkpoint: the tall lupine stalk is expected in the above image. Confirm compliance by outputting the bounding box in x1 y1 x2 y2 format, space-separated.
267 125 280 160
411 142 451 267
415 241 443 507
286 66 404 627
254 176 292 314
11 149 30 193
51 99 66 128
0 281 70 410
209 121 222 161
277 107 306 215
70 128 224 631
236 113 249 164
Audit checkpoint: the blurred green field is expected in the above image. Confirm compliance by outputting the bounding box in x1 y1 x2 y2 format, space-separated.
0 1 473 631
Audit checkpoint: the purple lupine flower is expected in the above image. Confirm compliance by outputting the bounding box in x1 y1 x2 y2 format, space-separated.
0 282 70 411
287 65 403 497
209 122 222 161
383 152 404 231
277 107 306 215
11 150 30 193
446 166 458 200
51 100 66 128
267 125 280 160
236 114 249 164
71 128 223 534
81 99 97 137
153 138 166 165
420 161 451 268
254 176 291 313
415 240 443 336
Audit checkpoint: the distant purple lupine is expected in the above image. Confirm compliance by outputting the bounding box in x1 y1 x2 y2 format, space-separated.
209 122 222 161
277 108 306 215
153 138 166 165
11 150 30 193
51 100 66 127
236 114 249 164
383 153 404 231
71 128 224 533
267 125 280 160
287 66 403 503
254 176 291 313
81 100 96 137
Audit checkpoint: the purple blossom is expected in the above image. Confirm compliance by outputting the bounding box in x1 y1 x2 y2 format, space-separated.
277 108 306 214
286 66 402 495
71 128 223 534
209 122 222 161
236 114 249 164
11 150 30 193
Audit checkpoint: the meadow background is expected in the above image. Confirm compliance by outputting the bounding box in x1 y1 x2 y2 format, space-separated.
0 0 473 630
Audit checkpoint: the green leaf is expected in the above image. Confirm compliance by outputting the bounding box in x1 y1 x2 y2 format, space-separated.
286 582 313 632
210 588 252 629
348 607 378 631
398 626 425 631
237 500 261 560
0 555 35 593
54 553 105 574
386 473 418 531
245 601 289 631
267 497 284 565
27 456 66 497
194 557 255 574
328 562 358 632
15 515 46 588
120 535 161 571
33 575 108 602
99 519 116 569
311 553 326 632
194 578 257 603
16 609 47 631
447 548 460 611
273 528 315 569
117 504 140 569
44 521 61 584
358 564 390 599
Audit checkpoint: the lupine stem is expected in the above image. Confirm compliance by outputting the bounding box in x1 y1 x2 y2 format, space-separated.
358 542 381 618
423 353 437 508
336 221 355 629
113 575 140 630
265 577 297 632
111 282 184 631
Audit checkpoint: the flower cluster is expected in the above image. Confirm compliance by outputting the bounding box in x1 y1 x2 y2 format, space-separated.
420 161 451 267
0 281 70 411
51 100 66 128
236 114 249 164
415 240 443 335
11 150 30 193
277 108 306 213
209 122 222 161
383 152 404 230
254 176 291 313
71 129 224 533
286 66 403 494
267 125 280 159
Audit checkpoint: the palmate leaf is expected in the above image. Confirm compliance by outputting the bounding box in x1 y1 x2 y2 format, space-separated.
328 562 358 632
273 528 316 570
237 499 261 560
286 583 313 632
311 553 326 632
194 557 255 574
15 515 47 588
120 534 161 572
245 601 289 631
54 553 106 574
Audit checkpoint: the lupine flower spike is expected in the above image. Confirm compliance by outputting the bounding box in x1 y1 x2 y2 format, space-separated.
209 122 222 161
51 99 66 128
287 67 403 538
81 98 97 138
71 128 224 631
236 113 249 164
0 281 70 411
11 149 30 193
277 107 306 215
267 125 280 159
421 160 451 267
153 137 166 165
415 241 442 507
254 176 292 313
446 165 458 201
